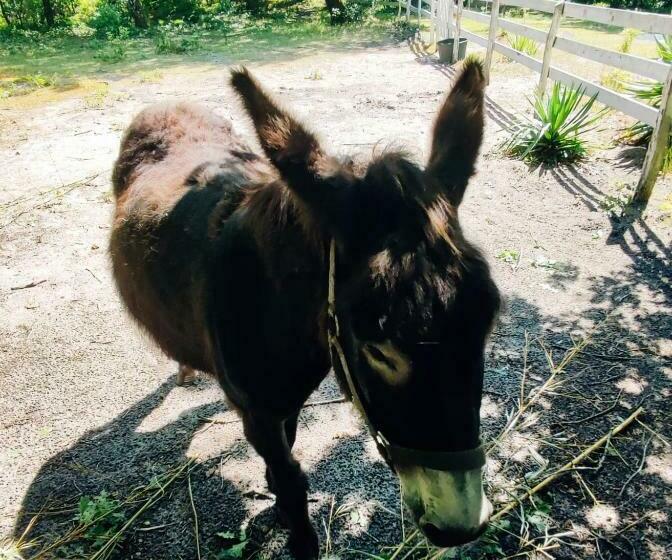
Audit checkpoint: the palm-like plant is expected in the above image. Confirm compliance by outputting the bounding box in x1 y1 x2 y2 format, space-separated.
621 35 672 169
503 83 607 165
507 34 539 57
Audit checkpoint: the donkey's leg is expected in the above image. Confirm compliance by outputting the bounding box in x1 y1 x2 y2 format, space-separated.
266 412 300 492
243 411 317 560
176 364 196 386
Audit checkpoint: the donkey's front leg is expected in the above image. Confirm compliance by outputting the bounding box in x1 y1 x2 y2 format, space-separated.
243 411 318 560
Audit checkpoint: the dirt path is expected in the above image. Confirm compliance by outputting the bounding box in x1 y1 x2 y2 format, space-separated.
1 41 671 559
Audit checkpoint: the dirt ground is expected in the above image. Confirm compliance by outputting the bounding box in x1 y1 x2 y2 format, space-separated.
1 37 671 559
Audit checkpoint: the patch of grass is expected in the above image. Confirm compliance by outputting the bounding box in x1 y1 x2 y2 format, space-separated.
93 41 127 63
83 81 110 108
137 69 164 83
0 73 55 98
305 69 324 80
503 83 607 166
497 248 520 266
506 34 539 57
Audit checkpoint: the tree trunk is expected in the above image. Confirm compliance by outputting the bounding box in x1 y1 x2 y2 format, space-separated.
325 0 346 24
0 0 13 26
42 0 55 27
127 0 147 28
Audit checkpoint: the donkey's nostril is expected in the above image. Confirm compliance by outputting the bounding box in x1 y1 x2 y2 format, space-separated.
421 522 487 548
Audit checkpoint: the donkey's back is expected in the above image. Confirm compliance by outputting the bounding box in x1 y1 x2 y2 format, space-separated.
110 101 262 373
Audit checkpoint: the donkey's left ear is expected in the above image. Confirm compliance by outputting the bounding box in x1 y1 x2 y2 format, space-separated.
425 58 486 207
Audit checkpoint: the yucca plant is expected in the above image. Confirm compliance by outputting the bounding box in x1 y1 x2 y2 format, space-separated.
503 83 607 165
507 34 539 56
621 35 672 169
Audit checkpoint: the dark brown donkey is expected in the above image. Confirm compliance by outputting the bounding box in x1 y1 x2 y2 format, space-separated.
110 60 500 559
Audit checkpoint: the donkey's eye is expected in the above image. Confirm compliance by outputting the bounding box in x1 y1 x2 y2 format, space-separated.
362 341 411 386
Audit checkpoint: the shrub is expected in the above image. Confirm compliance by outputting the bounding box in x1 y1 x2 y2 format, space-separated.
88 2 130 37
507 34 539 56
327 0 367 24
503 83 607 165
154 26 202 54
391 18 418 41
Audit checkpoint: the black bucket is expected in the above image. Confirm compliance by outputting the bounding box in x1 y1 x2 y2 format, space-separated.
437 37 468 64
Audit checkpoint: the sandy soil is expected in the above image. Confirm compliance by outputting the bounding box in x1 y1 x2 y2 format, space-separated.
1 39 671 559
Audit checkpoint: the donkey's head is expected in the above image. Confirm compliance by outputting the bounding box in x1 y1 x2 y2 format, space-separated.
231 62 500 547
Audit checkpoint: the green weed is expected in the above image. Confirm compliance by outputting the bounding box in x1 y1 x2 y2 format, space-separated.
497 248 520 266
76 491 126 551
216 528 249 559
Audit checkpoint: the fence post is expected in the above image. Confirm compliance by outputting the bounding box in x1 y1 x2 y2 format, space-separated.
430 0 436 44
452 0 464 63
418 0 422 26
406 0 411 21
484 0 500 84
446 0 453 39
633 66 672 206
538 1 565 96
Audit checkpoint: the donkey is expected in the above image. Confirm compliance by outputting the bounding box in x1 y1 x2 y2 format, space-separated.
109 60 500 559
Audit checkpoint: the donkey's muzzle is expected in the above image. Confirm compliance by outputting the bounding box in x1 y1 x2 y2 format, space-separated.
421 518 489 548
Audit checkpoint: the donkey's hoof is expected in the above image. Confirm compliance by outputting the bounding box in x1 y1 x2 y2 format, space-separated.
176 364 197 386
287 527 319 560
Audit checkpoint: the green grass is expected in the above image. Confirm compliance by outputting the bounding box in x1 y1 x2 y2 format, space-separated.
461 12 657 83
0 7 398 105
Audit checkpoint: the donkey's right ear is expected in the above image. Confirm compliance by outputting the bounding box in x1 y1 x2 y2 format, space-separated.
425 58 486 207
230 67 326 187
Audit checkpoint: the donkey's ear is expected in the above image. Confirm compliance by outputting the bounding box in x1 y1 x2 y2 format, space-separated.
230 67 325 186
426 58 485 207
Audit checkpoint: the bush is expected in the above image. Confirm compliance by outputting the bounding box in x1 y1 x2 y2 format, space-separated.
154 25 201 54
391 18 418 40
88 2 130 37
327 0 367 24
503 83 607 165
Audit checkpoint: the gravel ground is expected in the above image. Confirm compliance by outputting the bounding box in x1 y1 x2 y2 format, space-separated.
1 38 671 559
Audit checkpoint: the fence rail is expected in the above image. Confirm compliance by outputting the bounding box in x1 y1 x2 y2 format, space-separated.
400 0 671 204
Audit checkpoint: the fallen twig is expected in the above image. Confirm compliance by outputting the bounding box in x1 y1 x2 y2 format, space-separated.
618 435 652 497
556 389 623 426
187 472 201 560
10 279 46 291
491 407 644 522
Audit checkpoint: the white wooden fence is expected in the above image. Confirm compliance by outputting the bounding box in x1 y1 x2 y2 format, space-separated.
400 0 672 204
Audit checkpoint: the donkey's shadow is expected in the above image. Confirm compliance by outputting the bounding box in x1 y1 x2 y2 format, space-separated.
12 377 249 559
13 376 402 559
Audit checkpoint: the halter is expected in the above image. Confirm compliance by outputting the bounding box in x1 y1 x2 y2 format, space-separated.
326 239 486 472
